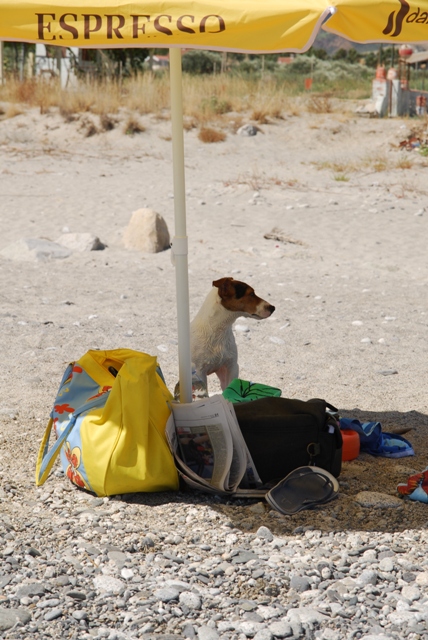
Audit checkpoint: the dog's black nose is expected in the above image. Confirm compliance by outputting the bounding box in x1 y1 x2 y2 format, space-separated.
268 305 275 314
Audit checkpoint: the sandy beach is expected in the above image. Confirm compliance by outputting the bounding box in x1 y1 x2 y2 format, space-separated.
0 96 427 532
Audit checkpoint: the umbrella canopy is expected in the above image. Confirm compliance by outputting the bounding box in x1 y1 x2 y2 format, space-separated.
2 1 428 50
1 0 428 402
325 1 428 44
1 1 334 53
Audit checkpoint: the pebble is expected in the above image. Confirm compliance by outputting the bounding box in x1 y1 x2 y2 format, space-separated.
1 488 428 640
44 608 63 621
179 591 202 609
0 608 32 631
237 124 260 137
354 491 403 509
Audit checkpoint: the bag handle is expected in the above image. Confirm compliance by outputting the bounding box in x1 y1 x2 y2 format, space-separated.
35 393 110 487
35 415 77 486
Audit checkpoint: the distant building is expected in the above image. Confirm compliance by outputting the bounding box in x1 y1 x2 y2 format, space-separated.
35 44 78 87
145 54 169 70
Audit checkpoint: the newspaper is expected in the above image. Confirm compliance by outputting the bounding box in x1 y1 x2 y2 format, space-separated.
165 394 265 496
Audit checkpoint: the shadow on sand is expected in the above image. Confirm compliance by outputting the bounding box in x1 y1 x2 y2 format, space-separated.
119 408 428 536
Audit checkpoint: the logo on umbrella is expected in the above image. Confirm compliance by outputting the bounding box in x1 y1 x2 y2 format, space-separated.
383 0 410 36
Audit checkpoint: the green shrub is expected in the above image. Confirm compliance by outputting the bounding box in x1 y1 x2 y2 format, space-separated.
181 50 222 75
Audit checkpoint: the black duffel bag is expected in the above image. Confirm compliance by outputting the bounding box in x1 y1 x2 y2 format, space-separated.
234 397 343 485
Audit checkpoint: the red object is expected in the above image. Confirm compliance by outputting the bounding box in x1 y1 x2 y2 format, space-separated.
304 77 313 90
399 45 413 59
341 429 360 462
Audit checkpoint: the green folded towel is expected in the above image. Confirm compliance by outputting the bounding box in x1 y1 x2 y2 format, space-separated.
223 378 282 403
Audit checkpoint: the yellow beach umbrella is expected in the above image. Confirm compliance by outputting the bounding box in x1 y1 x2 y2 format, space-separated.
0 1 334 52
325 0 428 44
0 0 427 401
2 1 428 49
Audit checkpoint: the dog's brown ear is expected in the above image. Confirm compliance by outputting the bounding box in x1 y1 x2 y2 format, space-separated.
213 277 234 298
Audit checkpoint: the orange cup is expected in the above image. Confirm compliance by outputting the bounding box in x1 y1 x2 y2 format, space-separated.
341 429 360 462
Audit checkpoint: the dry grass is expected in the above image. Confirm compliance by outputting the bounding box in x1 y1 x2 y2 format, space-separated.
305 93 334 114
198 126 226 143
0 74 303 129
224 170 299 191
314 159 357 173
124 115 146 135
394 156 414 170
370 155 389 172
122 73 170 115
314 151 415 176
3 103 24 119
0 74 368 138
0 78 61 114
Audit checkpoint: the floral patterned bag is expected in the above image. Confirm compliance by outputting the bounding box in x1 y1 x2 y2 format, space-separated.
35 349 179 496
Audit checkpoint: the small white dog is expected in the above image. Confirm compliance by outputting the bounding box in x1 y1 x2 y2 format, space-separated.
190 277 275 393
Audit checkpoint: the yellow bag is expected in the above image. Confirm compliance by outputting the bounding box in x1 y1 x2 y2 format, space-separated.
35 349 179 496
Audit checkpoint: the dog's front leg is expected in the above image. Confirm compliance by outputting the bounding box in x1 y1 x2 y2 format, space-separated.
216 362 239 391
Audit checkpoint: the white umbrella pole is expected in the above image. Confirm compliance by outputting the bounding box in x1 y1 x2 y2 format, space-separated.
169 47 192 404
0 41 3 85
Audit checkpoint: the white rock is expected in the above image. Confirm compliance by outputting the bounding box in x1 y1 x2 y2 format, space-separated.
122 208 170 253
93 575 124 594
0 238 71 262
121 568 134 580
256 526 274 542
387 610 421 626
197 626 219 640
354 491 403 509
361 636 396 640
268 621 292 638
401 584 420 601
379 557 394 572
237 124 260 136
238 620 266 637
254 630 273 640
352 320 363 326
56 232 105 252
256 605 280 620
179 591 202 610
416 571 428 586
287 607 328 624
355 569 378 587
